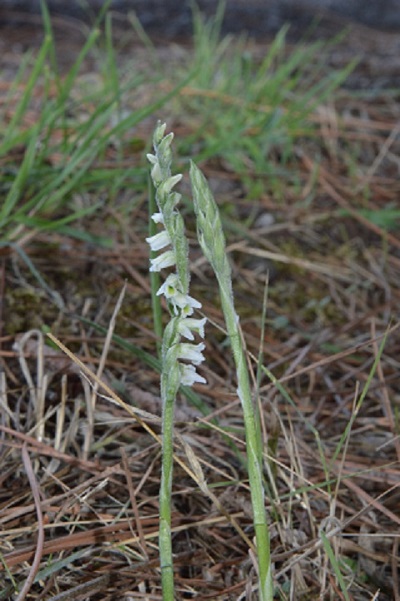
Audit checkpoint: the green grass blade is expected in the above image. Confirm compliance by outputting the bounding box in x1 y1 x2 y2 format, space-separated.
320 530 351 601
4 35 52 139
0 124 40 230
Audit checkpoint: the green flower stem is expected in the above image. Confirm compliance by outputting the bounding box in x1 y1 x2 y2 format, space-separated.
190 161 273 601
158 343 181 601
158 391 175 600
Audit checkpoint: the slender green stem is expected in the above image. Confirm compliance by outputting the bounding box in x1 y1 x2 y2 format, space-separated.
222 294 272 600
159 389 175 600
158 340 183 600
190 161 273 600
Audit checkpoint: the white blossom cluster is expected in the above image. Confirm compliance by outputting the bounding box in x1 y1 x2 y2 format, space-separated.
146 123 207 387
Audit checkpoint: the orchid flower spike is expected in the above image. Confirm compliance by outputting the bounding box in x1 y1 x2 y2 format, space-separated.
146 122 207 388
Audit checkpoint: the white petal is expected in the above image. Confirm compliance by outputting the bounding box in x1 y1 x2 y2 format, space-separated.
151 212 164 224
145 230 171 251
173 292 193 309
180 295 202 316
180 364 207 386
167 293 201 317
156 273 180 298
177 321 194 341
178 342 205 365
149 250 176 272
178 317 207 339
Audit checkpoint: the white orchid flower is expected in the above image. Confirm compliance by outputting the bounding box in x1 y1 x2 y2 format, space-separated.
149 250 176 272
146 230 171 252
179 363 207 386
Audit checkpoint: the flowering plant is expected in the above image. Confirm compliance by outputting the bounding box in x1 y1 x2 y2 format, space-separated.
147 122 272 601
146 122 207 599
